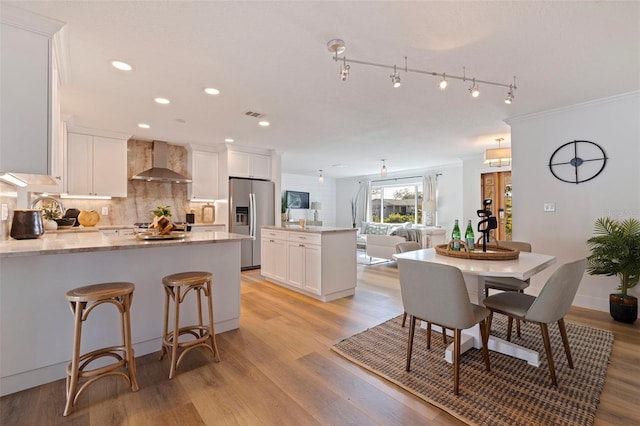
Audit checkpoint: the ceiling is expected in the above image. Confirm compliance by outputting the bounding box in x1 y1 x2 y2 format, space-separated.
6 1 640 179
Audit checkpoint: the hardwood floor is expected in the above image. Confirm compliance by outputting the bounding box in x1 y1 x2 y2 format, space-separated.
2 261 638 425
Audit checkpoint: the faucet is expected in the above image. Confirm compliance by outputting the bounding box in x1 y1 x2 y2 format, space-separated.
30 195 66 216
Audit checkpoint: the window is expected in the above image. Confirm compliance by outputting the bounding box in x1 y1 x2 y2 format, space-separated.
371 181 423 224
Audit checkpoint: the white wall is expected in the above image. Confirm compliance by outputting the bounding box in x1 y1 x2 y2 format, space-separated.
281 173 336 226
335 163 464 234
507 91 640 313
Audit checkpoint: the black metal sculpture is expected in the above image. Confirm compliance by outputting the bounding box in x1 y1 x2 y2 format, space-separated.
477 199 497 252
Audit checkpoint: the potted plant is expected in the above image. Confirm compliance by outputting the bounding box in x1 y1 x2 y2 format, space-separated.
587 217 640 324
41 203 61 230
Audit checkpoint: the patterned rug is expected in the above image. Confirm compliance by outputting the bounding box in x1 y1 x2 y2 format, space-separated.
332 315 613 426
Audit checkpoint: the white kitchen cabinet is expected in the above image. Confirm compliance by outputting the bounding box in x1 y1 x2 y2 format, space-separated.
67 132 128 197
190 224 225 233
287 240 321 294
261 234 287 282
0 6 64 182
188 149 218 201
228 151 271 180
261 228 357 301
99 227 133 237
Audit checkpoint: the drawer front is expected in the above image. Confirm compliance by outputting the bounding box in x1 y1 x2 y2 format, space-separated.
262 229 287 240
287 232 321 245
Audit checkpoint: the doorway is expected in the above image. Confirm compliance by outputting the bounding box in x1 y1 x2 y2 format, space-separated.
481 171 512 241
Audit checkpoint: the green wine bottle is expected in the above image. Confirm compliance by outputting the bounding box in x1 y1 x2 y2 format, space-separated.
451 219 461 251
465 220 475 252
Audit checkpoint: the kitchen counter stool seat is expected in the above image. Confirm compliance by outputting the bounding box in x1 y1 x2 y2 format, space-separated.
64 282 139 417
160 271 220 379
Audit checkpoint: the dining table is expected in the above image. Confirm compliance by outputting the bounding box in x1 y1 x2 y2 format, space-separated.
394 247 557 367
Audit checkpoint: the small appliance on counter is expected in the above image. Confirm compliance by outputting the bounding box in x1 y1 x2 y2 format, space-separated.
10 209 44 239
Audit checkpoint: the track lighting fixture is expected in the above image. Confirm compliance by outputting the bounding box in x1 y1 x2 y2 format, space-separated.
340 57 350 81
327 39 516 103
439 73 448 90
380 159 388 177
390 65 401 88
318 170 324 184
469 79 480 98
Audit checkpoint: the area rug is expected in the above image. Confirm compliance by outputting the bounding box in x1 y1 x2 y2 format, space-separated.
332 315 613 426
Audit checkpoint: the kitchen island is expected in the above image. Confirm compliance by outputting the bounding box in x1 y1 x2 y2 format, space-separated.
261 226 357 302
0 231 249 396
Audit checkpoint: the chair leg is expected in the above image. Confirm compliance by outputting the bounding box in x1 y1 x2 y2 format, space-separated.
64 301 84 417
557 318 574 369
442 328 448 345
506 317 513 342
401 312 407 328
540 323 558 386
453 329 461 395
406 316 416 371
426 322 432 349
479 319 491 372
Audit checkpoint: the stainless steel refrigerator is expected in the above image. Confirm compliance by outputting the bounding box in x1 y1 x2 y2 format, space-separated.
229 178 275 270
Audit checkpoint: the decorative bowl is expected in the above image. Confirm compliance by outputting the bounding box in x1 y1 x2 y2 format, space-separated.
55 218 76 228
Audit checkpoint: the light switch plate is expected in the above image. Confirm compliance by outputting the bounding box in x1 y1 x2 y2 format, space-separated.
101 206 109 216
543 203 556 212
1 204 8 221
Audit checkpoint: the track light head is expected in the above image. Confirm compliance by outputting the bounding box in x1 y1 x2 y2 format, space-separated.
505 86 514 104
469 79 480 98
341 64 350 81
439 73 448 90
390 65 401 88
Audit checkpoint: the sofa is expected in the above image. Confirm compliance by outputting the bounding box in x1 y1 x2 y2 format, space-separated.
357 222 447 261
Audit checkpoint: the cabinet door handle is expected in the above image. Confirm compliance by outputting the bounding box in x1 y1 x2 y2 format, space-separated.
299 244 304 247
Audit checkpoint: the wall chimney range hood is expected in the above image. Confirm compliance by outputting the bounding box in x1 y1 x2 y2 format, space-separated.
131 141 192 183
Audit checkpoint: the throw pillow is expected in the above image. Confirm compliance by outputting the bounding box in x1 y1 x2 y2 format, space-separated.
365 224 388 235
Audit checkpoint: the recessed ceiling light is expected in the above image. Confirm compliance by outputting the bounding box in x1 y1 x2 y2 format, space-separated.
111 60 132 71
154 97 170 104
258 121 270 127
204 88 220 95
224 138 234 143
138 123 150 129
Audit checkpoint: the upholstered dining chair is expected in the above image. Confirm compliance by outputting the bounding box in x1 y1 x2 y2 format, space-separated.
483 258 587 386
398 259 491 395
395 242 423 328
483 240 532 338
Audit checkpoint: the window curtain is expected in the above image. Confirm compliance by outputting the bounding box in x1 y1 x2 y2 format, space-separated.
422 174 437 226
362 180 372 223
351 180 370 227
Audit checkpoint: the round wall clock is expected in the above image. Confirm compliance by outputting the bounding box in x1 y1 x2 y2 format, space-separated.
548 140 607 184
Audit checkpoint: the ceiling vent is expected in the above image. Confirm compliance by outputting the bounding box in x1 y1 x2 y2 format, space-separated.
244 111 265 118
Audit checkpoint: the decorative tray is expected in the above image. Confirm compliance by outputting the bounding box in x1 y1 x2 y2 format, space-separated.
435 240 519 260
135 231 186 241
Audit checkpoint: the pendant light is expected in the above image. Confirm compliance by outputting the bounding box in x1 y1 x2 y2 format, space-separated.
380 159 388 177
318 169 324 184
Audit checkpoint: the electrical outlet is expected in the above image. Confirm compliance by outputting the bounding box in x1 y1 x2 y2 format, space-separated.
101 206 109 216
1 204 8 221
543 203 556 212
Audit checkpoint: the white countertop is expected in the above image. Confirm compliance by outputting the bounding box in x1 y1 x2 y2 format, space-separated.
262 225 357 234
0 231 250 258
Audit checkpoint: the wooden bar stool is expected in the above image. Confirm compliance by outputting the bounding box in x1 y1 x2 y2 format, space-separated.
160 271 220 379
64 282 139 417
